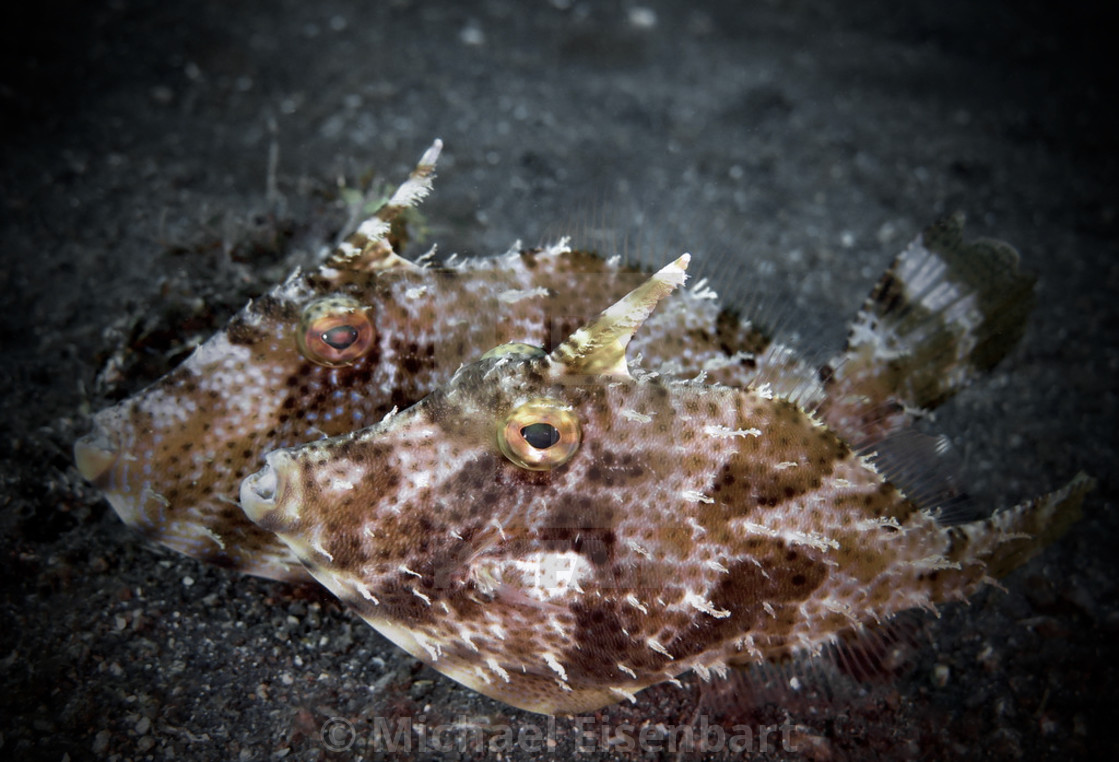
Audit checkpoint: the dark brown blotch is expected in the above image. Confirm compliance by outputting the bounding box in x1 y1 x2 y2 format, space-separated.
564 599 670 680
670 540 828 659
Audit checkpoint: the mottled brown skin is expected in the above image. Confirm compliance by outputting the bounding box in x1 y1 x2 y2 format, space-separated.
75 133 1034 590
74 144 793 581
242 259 1091 714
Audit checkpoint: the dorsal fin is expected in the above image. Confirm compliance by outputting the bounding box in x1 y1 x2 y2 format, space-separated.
548 254 690 377
819 213 1037 448
324 139 443 272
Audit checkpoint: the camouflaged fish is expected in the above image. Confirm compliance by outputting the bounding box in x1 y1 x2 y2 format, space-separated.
75 141 816 582
239 254 1093 715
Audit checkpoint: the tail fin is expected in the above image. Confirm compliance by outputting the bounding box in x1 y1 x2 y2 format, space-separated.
819 214 1036 447
952 473 1095 580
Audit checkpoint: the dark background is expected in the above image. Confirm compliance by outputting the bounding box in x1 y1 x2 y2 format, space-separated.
2 1 1116 759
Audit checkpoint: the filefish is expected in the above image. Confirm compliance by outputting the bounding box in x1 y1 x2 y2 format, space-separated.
240 253 1092 714
75 141 805 581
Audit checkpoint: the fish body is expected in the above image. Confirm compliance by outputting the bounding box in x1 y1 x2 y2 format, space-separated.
75 142 790 581
241 255 1091 714
76 140 1090 714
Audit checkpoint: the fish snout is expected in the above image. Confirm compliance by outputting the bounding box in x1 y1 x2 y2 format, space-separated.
240 451 297 532
74 422 120 484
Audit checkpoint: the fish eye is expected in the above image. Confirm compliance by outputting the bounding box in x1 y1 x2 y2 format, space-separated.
498 398 581 470
297 295 375 367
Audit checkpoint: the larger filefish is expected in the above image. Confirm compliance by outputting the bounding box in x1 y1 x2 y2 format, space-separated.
241 255 1091 714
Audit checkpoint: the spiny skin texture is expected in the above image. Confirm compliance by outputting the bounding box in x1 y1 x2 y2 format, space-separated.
241 257 1092 715
74 143 788 582
74 134 1033 584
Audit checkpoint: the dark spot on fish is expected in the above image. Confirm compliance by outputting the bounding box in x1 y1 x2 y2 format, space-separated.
402 355 423 375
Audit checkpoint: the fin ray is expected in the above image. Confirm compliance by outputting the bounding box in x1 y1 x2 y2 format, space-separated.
820 213 1037 447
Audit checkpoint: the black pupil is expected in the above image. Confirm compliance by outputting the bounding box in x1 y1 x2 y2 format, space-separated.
521 423 560 449
321 324 359 350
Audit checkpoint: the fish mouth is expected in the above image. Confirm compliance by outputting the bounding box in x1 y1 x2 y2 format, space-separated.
240 452 294 532
240 463 278 523
74 422 119 484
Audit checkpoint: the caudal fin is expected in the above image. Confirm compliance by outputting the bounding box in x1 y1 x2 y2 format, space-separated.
819 214 1036 447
